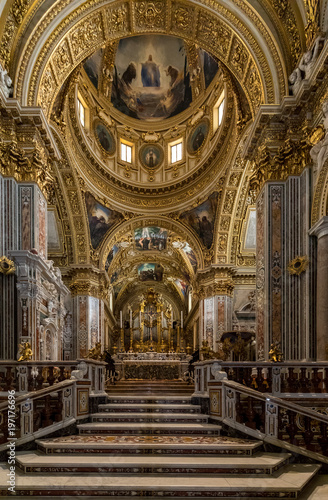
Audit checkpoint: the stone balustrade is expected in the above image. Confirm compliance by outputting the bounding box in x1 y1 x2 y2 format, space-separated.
207 378 328 462
0 359 106 396
193 360 328 398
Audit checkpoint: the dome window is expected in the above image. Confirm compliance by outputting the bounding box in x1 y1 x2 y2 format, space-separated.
170 139 183 164
121 140 133 163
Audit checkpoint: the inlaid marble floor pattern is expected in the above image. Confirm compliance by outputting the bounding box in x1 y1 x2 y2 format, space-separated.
0 391 324 497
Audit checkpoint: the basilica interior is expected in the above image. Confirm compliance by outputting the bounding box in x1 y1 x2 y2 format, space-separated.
1 0 328 497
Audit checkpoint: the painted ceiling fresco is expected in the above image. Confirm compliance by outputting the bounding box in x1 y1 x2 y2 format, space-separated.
138 263 164 281
180 192 219 249
134 226 167 251
181 242 197 271
85 192 124 249
84 35 219 122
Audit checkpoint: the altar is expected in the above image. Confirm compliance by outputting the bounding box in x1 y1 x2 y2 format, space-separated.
113 352 191 380
112 288 191 380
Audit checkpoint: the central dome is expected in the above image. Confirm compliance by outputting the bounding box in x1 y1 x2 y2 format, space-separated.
83 34 219 123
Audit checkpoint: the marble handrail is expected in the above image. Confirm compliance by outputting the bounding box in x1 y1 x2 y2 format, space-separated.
193 360 328 396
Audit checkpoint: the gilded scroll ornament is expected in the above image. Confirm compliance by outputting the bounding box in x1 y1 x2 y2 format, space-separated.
172 4 193 32
0 256 16 275
70 14 103 59
287 256 309 276
304 0 320 48
134 1 166 29
106 4 129 33
17 342 33 362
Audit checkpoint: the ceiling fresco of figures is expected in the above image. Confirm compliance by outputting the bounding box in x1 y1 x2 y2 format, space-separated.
180 192 219 249
1 0 319 328
83 35 218 122
134 227 167 251
85 192 124 249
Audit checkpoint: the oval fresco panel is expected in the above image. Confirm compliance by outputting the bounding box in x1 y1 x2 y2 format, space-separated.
95 122 116 155
187 119 210 155
139 144 164 169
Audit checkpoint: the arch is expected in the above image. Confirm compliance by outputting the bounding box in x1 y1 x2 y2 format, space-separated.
11 0 288 117
40 321 58 361
99 215 205 271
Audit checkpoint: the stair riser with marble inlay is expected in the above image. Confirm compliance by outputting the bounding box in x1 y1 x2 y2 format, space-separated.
98 404 202 413
15 452 291 475
91 414 207 424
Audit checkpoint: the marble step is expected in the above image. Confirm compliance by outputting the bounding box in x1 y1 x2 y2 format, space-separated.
106 395 193 405
15 451 291 474
98 403 202 413
0 463 321 497
77 422 221 436
36 435 262 455
91 412 208 423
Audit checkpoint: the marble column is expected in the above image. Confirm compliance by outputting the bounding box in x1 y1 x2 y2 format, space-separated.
197 266 234 351
70 269 109 358
0 176 51 359
256 169 314 361
309 216 328 360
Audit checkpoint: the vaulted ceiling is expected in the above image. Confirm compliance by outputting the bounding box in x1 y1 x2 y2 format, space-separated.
0 0 323 317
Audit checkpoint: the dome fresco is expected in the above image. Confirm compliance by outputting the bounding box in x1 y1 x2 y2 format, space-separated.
83 35 219 122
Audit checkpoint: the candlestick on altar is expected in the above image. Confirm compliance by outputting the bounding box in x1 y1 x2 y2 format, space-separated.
120 327 125 353
129 326 133 352
176 325 181 353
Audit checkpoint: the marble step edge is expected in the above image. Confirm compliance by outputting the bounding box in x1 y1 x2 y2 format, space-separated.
77 423 221 433
105 396 192 401
36 438 262 454
98 403 201 410
91 412 208 420
0 464 321 495
15 451 292 475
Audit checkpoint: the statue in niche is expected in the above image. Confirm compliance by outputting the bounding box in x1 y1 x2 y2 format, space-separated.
0 64 13 98
299 36 322 79
288 68 302 96
289 36 323 95
310 100 328 174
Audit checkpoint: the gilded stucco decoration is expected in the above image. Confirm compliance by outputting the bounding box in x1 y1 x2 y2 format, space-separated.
287 256 309 276
0 256 16 275
9 0 285 115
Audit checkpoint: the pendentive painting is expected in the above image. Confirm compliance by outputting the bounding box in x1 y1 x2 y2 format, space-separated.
83 48 103 89
105 244 119 271
187 119 210 155
94 122 116 155
182 242 198 271
138 263 164 281
111 35 192 121
85 192 124 249
175 279 188 298
139 144 163 169
134 227 167 251
180 192 219 249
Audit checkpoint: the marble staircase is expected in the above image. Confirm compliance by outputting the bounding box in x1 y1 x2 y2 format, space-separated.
0 383 322 497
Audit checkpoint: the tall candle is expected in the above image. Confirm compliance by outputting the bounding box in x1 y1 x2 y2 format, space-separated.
161 311 163 327
120 310 123 329
130 309 132 326
181 310 183 329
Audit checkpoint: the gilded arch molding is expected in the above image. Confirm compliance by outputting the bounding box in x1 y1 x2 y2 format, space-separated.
312 156 328 226
98 216 205 271
12 0 287 116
